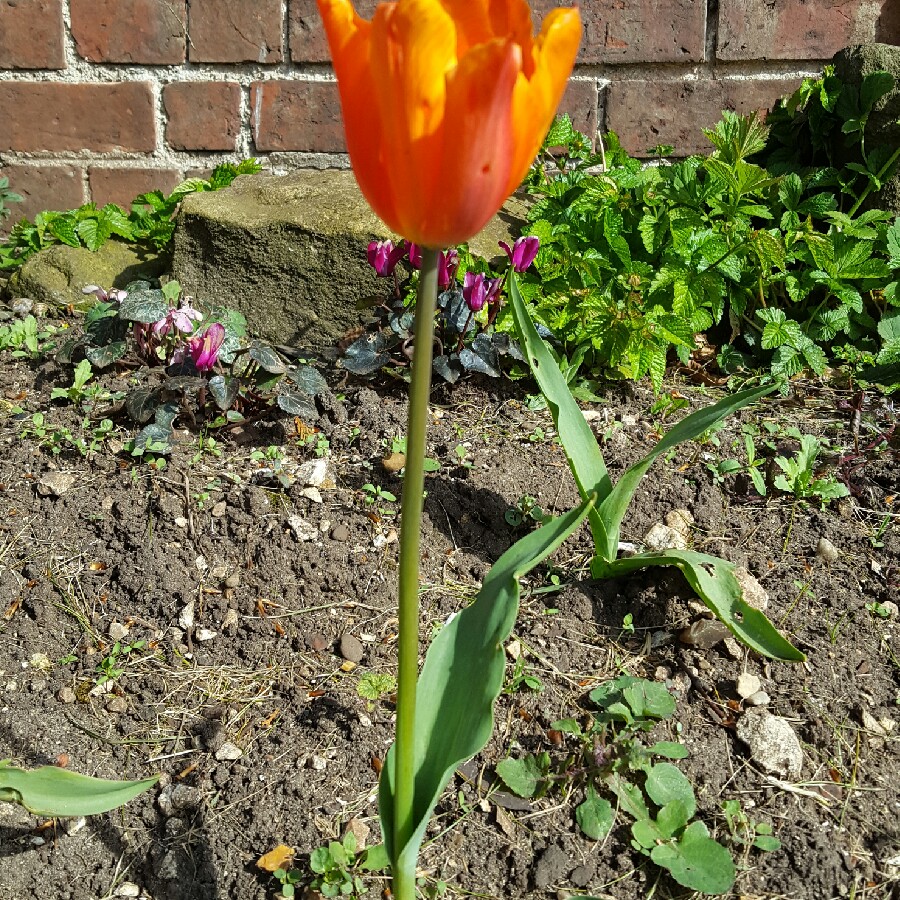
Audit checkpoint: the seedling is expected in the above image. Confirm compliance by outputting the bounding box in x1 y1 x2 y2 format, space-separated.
773 434 850 504
0 314 54 358
357 671 397 710
308 832 367 898
361 483 397 515
497 676 736 895
50 359 96 404
453 444 473 469
95 639 148 687
504 494 551 528
721 798 781 853
504 655 544 694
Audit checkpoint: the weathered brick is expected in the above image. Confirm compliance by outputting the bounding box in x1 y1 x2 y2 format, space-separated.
606 77 804 157
189 0 282 63
0 0 65 69
558 79 598 142
0 83 156 152
88 167 182 209
531 0 706 64
71 0 186 64
164 82 241 151
718 0 897 61
251 80 345 153
0 165 85 223
289 0 378 63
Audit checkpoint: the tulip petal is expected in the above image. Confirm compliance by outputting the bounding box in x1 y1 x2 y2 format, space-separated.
507 7 582 195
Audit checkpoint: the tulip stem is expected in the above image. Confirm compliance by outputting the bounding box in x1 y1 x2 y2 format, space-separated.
392 246 439 900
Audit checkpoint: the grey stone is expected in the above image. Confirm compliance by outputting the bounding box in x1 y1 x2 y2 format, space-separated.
339 633 365 664
734 566 769 611
736 707 803 779
816 537 839 563
643 522 687 551
7 240 166 310
330 522 350 542
736 673 762 699
171 170 528 351
833 44 900 214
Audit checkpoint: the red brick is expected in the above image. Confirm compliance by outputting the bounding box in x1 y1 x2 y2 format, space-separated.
88 167 182 210
188 0 282 63
0 83 156 152
71 0 186 64
251 80 345 153
558 79 598 144
289 0 378 63
0 165 85 223
606 77 804 157
531 0 706 64
164 81 241 151
718 0 896 61
0 0 65 69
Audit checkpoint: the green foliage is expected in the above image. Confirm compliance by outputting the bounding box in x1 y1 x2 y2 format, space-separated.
497 676 736 895
516 98 900 390
0 759 157 817
0 159 262 271
0 314 55 358
0 176 23 221
508 271 804 661
772 433 850 503
721 798 782 853
357 671 397 708
308 833 368 898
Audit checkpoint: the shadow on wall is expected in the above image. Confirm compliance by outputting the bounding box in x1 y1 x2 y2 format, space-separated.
875 4 900 44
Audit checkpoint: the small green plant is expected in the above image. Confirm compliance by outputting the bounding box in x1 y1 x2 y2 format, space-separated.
721 798 782 853
361 483 397 515
504 655 544 693
0 175 23 221
308 833 367 898
0 314 55 358
772 433 850 503
866 601 892 619
498 676 735 895
95 639 148 687
50 359 95 404
357 671 397 710
504 494 551 528
707 423 769 496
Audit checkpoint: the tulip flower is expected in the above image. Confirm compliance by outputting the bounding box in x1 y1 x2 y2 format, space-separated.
500 235 540 272
189 323 225 372
317 0 582 247
367 239 408 276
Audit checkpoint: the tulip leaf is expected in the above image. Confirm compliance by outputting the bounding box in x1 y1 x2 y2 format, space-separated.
602 550 805 660
0 760 158 817
379 495 595 879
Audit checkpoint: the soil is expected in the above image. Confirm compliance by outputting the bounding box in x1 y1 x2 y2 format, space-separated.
0 312 898 900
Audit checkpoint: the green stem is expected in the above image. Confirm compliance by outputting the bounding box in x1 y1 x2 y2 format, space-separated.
847 143 900 217
392 247 439 900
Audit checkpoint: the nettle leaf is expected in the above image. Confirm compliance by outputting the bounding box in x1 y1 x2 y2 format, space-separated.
623 678 676 720
248 341 286 374
576 784 614 840
757 308 804 349
878 312 900 344
343 333 390 375
125 387 160 424
119 290 169 324
650 821 735 895
860 70 894 114
277 386 318 419
286 365 328 397
76 216 111 252
46 215 80 248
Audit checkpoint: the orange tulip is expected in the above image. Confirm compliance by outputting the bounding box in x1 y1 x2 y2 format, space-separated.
317 0 582 248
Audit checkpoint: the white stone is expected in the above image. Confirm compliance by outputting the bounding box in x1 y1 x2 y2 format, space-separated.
28 652 52 672
288 514 318 542
816 537 839 562
296 457 332 488
736 673 762 700
215 742 243 761
736 708 803 779
745 691 771 707
178 601 195 631
194 628 217 642
114 883 141 898
37 472 76 497
643 523 687 552
665 508 695 538
734 567 769 611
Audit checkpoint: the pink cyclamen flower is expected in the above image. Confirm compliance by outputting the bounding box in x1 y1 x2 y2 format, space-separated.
499 236 540 272
407 242 423 270
438 249 459 289
189 323 225 372
367 239 408 277
83 285 127 303
462 272 502 313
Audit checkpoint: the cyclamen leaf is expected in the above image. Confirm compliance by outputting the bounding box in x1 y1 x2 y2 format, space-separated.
277 386 318 419
248 341 287 374
207 374 239 411
118 290 169 324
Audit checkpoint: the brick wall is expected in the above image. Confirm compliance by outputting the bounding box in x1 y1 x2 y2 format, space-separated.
1 1 898 223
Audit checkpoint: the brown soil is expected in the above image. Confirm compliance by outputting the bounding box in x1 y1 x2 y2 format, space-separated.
0 315 898 900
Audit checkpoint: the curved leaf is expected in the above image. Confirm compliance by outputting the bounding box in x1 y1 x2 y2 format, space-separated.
249 341 287 374
0 760 158 817
379 496 595 878
118 290 169 325
650 821 735 895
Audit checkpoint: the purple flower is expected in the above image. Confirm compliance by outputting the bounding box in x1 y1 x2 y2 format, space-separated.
462 272 502 313
189 323 225 372
83 285 127 303
438 249 459 289
499 236 540 273
367 239 408 277
407 242 423 270
151 301 203 338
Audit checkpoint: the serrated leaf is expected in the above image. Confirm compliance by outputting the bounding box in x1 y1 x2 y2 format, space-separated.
46 215 80 248
860 70 894 114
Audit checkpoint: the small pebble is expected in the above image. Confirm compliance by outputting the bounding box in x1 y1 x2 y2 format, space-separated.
63 816 87 836
28 652 52 671
644 522 687 551
339 633 365 663
288 514 318 542
307 633 330 652
108 621 129 642
194 628 218 642
37 472 76 497
114 883 141 898
106 696 128 714
222 609 239 631
746 691 770 706
215 742 243 761
308 755 328 771
737 673 762 700
679 619 730 650
734 567 769 611
665 508 694 538
301 487 323 503
211 501 227 517
174 516 188 528
816 537 839 563
297 458 333 488
224 572 241 589
330 523 351 542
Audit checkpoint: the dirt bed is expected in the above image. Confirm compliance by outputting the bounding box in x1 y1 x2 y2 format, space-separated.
0 323 898 900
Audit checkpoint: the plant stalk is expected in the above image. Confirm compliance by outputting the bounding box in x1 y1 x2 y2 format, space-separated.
392 247 439 900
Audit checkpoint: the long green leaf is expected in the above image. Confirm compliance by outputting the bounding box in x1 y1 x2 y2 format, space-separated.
379 496 595 876
507 272 612 550
0 760 158 816
592 382 776 564
602 550 804 660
